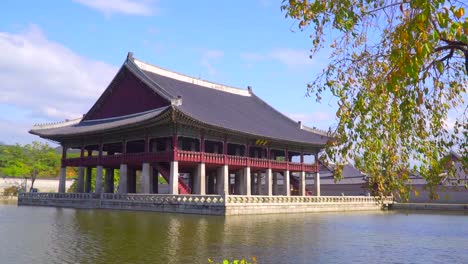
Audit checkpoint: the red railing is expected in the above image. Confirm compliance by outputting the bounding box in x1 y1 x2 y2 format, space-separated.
270 160 287 170
204 153 224 164
250 157 269 169
64 150 318 172
177 150 202 162
227 155 248 166
288 162 302 171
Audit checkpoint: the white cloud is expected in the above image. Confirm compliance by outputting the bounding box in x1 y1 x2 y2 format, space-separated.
241 48 312 68
0 119 42 145
0 24 117 121
73 0 156 16
200 50 224 76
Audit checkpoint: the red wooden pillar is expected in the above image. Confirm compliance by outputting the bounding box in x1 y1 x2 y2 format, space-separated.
80 146 85 165
122 140 127 154
145 136 150 153
315 154 319 173
61 146 68 167
223 136 228 164
200 133 205 163
246 143 250 167
267 147 271 169
173 133 178 161
98 143 103 163
300 151 304 171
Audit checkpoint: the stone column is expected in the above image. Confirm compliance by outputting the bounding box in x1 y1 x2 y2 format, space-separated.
315 171 321 196
169 161 179 194
206 173 212 194
95 166 103 194
256 173 262 195
141 163 152 193
58 167 66 193
85 167 92 193
234 173 241 194
266 168 272 196
219 165 229 195
272 172 278 195
250 171 255 195
284 170 290 196
118 164 128 194
194 163 206 195
105 168 114 193
299 171 306 196
243 167 251 196
127 168 137 193
76 167 84 193
152 168 159 194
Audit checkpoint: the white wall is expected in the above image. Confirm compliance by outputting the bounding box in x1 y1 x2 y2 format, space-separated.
0 178 73 193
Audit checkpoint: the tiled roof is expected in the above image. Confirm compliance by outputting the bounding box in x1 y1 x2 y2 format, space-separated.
30 107 169 137
31 53 332 146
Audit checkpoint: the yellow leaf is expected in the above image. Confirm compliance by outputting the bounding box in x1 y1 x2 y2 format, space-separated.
455 8 464 19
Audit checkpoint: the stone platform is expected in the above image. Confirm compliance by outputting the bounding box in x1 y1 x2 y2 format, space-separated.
18 193 392 216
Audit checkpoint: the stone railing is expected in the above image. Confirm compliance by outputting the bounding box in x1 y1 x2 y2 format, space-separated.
226 195 393 205
19 192 391 205
100 193 224 204
18 192 100 199
19 192 225 205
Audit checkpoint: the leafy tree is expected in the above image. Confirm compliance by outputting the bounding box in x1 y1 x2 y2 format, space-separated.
0 142 60 191
282 0 467 200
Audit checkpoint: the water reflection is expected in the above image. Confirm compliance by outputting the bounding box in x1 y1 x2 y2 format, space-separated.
1 204 467 264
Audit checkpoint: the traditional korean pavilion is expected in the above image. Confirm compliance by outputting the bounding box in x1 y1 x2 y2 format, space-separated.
30 52 331 197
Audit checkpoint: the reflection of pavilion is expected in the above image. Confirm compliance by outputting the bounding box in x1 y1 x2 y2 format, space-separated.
31 52 328 197
23 53 391 215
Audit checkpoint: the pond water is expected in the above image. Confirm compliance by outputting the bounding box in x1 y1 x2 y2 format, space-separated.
1 201 467 264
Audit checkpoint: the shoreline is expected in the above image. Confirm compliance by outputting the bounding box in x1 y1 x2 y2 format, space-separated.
390 202 468 211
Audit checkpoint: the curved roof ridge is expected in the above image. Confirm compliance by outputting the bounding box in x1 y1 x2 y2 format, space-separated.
249 91 307 128
32 117 82 130
81 107 169 124
300 123 331 137
125 55 177 103
131 56 251 97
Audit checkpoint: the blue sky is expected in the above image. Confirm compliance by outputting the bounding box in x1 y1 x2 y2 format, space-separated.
0 0 338 145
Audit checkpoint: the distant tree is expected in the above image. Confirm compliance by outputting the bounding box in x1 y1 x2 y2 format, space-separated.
0 142 60 191
282 0 467 200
